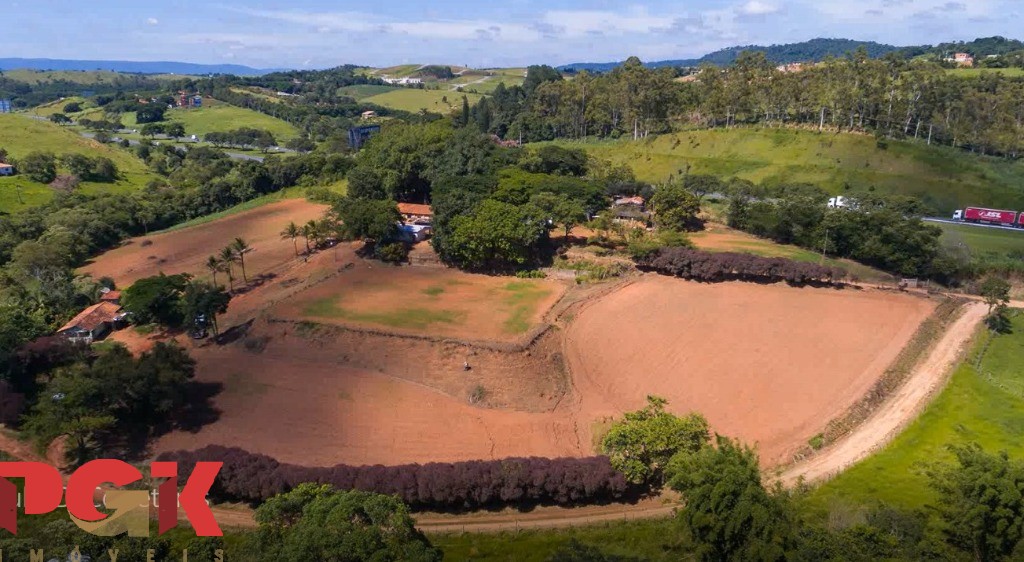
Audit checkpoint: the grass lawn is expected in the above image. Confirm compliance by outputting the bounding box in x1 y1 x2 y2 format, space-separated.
375 64 424 78
689 224 893 283
937 222 1024 258
803 311 1024 518
303 296 467 330
433 518 686 561
121 98 300 142
0 113 159 213
558 128 1024 214
501 281 555 333
363 89 485 114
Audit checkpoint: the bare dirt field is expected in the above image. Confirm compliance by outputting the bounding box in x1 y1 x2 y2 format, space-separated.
154 342 582 466
272 265 565 342
564 275 937 465
79 199 327 287
152 270 938 471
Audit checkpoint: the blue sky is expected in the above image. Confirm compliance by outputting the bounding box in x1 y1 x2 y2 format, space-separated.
2 0 1021 69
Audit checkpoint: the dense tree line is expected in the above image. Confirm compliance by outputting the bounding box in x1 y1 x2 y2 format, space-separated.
474 51 1024 158
160 445 637 511
204 127 277 150
724 187 957 279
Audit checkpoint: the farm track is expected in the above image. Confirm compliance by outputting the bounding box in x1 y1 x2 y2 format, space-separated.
0 294 991 534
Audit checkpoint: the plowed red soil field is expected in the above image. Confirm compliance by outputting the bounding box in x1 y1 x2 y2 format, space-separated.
564 276 936 465
154 274 935 469
79 199 327 287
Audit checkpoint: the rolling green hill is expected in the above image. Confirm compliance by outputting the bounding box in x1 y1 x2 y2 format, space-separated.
0 114 159 213
563 128 1024 213
120 98 300 141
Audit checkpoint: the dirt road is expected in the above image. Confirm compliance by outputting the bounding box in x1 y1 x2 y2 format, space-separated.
774 300 987 486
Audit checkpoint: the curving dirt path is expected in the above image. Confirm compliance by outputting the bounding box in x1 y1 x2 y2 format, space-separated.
773 300 986 486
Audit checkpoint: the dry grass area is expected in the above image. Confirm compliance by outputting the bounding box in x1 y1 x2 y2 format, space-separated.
273 266 564 342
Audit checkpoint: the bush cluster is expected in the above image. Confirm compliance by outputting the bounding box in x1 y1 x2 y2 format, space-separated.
159 446 638 510
636 247 844 286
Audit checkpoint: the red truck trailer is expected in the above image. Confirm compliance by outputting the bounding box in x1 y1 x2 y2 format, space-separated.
962 207 1018 226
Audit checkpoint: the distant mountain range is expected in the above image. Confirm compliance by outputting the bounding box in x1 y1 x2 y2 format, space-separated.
559 38 903 72
0 58 276 76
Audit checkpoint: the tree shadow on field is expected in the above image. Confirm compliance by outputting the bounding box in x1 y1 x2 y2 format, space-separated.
215 318 255 346
233 272 278 295
116 381 223 461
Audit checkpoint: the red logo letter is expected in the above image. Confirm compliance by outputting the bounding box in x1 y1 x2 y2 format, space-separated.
0 462 63 534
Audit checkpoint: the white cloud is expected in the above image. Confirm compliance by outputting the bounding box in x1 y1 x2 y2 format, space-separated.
146 17 159 25
737 1 780 16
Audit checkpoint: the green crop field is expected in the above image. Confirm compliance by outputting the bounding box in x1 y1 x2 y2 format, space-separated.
559 128 1024 213
121 98 299 142
937 222 1024 257
363 88 484 114
0 114 159 213
338 84 402 100
804 312 1024 516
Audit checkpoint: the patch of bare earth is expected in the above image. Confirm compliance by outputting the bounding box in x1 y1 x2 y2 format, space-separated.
563 275 937 465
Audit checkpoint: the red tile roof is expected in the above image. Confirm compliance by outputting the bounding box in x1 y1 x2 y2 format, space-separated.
59 302 122 333
100 290 121 302
397 203 433 217
0 163 12 168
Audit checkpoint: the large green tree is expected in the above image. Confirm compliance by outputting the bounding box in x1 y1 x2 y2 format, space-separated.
667 436 794 562
929 443 1024 561
650 181 702 232
444 199 548 271
601 395 710 484
121 273 191 328
253 484 441 562
19 151 57 184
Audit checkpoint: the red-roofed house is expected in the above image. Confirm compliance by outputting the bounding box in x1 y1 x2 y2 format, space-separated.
58 302 123 344
0 163 14 177
397 203 433 224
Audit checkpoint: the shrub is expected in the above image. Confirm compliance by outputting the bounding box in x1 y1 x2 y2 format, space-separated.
375 242 410 264
158 446 639 511
515 270 547 279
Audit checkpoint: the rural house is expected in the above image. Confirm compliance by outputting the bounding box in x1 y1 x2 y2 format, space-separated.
361 110 377 120
0 163 14 176
947 52 975 67
398 202 433 224
57 301 124 344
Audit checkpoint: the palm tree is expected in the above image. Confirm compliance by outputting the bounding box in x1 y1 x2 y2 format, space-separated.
301 223 313 254
205 255 222 287
218 247 237 292
281 222 300 256
231 237 252 282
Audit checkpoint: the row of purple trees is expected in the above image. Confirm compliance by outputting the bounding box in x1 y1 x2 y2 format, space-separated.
159 445 641 511
635 248 845 286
